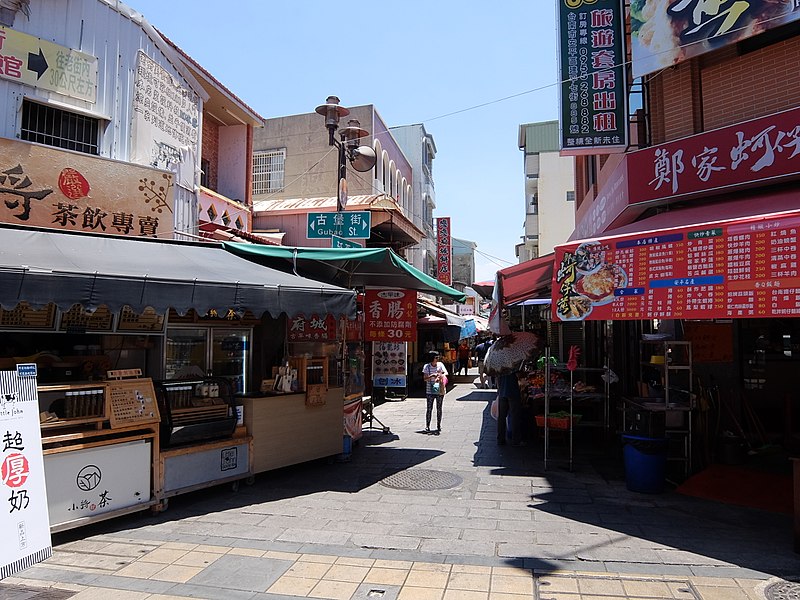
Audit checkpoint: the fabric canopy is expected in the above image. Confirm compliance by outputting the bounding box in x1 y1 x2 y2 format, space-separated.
222 244 467 302
496 253 554 306
0 226 356 318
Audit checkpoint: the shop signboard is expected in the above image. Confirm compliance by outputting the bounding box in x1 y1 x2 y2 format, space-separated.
0 137 174 237
553 209 800 321
364 289 417 342
436 217 452 286
631 0 800 79
1 365 52 580
628 106 800 205
558 0 627 155
288 313 338 342
0 26 98 102
372 341 407 388
43 439 151 526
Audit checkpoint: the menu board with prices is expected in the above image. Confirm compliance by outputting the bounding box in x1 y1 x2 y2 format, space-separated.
364 289 417 342
372 341 407 388
105 378 160 428
553 211 800 321
118 306 165 332
59 305 114 332
0 302 56 329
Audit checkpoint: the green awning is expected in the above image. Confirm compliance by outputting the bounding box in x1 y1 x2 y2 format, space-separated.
222 244 466 302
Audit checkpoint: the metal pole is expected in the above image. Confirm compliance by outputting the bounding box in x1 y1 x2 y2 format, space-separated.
337 140 347 213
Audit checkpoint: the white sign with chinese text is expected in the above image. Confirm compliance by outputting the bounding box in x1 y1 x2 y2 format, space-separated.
43 439 151 527
1 365 52 580
130 51 200 184
372 341 407 388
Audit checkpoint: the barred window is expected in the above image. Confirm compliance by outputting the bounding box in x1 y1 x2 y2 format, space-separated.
21 100 99 155
253 148 285 195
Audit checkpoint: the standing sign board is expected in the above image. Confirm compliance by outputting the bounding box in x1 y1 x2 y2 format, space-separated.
1 365 52 580
364 289 417 342
553 209 800 322
372 342 407 388
558 0 627 155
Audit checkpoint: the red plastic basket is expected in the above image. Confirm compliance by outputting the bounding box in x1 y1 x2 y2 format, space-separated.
535 415 581 429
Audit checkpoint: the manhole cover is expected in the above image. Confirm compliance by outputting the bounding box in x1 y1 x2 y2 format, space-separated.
380 469 463 490
0 584 76 600
766 581 800 600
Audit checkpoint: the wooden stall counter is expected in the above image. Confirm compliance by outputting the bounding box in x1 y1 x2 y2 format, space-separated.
239 387 344 474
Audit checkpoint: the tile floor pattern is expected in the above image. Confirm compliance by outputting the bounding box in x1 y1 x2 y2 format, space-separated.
0 539 767 600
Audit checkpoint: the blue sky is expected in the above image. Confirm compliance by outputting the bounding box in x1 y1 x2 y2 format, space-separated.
129 1 560 282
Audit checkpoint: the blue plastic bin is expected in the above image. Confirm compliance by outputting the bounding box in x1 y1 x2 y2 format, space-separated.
622 434 668 493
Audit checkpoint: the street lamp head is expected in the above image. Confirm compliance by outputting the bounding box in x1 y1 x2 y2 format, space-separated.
339 119 369 149
315 95 350 131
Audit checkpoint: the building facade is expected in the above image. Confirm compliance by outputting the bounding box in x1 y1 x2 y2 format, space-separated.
451 237 476 292
517 120 576 261
390 123 437 275
251 105 422 253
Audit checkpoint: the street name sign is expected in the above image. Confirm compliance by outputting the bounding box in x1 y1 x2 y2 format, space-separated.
307 211 371 239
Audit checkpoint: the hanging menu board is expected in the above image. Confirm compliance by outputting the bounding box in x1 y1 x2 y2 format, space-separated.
0 303 56 330
117 306 165 332
59 305 114 332
553 211 800 321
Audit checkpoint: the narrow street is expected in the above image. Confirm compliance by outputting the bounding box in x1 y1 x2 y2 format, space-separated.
2 377 796 600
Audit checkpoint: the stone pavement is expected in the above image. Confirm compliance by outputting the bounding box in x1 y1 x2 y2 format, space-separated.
2 377 799 600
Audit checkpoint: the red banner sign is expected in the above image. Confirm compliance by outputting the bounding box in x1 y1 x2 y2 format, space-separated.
364 289 417 342
436 217 452 286
553 210 800 321
288 313 338 341
628 107 800 205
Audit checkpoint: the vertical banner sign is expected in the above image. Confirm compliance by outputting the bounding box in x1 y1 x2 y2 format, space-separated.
558 0 627 155
436 217 452 286
372 342 408 388
364 289 417 342
1 365 52 580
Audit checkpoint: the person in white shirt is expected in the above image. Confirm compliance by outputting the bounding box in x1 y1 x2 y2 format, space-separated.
422 351 448 434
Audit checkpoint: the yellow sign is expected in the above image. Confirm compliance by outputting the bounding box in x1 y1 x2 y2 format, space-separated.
0 136 174 238
0 26 97 102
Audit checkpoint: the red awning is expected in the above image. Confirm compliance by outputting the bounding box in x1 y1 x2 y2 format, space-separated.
497 253 554 306
470 280 494 299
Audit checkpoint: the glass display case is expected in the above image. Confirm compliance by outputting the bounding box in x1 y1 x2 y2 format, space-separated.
165 327 251 393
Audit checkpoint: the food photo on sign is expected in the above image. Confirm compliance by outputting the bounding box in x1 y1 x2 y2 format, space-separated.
554 240 628 322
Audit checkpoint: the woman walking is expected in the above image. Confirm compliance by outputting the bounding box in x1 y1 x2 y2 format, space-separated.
422 351 448 434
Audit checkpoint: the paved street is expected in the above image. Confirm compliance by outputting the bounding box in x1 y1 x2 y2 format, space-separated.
2 377 799 599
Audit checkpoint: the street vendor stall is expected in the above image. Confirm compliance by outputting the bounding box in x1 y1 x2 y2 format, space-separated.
0 225 356 528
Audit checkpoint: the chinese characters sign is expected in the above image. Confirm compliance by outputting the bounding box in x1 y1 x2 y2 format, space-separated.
288 313 338 342
364 289 417 342
559 0 628 155
0 137 174 237
0 26 97 102
553 210 800 321
131 51 200 175
1 367 51 580
629 106 800 204
436 217 452 286
632 0 800 78
372 341 407 388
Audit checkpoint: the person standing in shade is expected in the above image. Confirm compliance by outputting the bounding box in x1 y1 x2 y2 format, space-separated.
456 339 471 376
422 351 448 435
497 370 524 446
475 338 491 388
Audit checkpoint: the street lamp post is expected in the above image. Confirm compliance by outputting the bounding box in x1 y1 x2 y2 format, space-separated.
315 96 377 213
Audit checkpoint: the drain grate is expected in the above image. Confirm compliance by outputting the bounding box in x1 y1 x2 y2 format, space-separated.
380 469 463 490
766 580 800 600
0 584 77 600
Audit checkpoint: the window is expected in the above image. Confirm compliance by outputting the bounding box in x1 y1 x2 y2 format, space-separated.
566 190 575 202
252 148 285 195
200 158 210 188
21 100 99 155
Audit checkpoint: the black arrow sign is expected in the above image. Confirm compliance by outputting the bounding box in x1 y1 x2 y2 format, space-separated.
27 48 48 80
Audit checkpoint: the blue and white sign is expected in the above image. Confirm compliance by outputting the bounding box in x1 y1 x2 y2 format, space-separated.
307 211 371 240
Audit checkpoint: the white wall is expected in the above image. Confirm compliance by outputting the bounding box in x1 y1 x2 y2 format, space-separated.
536 151 575 254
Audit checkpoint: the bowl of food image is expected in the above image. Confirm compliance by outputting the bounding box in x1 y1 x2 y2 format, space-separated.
574 241 605 275
557 294 593 321
575 263 628 305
